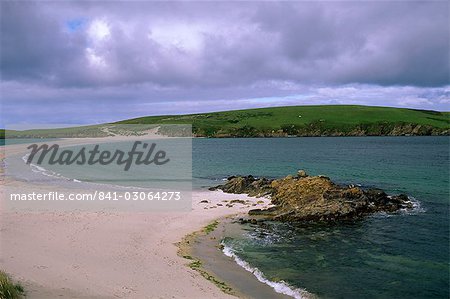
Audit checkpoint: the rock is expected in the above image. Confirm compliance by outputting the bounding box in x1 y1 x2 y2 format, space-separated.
248 208 262 215
297 169 308 178
249 206 278 216
210 175 273 197
199 200 209 204
210 172 413 223
230 199 246 204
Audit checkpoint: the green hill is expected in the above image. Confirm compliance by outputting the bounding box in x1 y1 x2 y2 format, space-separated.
118 105 450 137
2 105 449 139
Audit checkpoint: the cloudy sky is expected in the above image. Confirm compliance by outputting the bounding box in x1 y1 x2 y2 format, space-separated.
1 1 449 126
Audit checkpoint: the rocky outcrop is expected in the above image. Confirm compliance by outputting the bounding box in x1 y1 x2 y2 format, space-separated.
194 122 449 137
208 175 273 197
211 171 413 223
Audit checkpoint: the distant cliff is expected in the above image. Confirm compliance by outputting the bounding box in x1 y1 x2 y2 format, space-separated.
193 122 448 137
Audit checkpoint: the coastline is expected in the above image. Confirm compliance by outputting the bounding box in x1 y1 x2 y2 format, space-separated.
0 138 274 298
1 179 273 298
178 216 306 299
1 137 303 299
2 136 446 298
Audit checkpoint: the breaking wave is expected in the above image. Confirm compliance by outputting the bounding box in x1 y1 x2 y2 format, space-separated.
221 242 314 299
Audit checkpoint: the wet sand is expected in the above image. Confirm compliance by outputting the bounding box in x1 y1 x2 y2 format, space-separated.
185 218 293 299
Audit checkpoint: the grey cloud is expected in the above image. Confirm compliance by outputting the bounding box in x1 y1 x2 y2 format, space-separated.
1 1 448 88
252 2 449 86
1 2 88 83
1 1 449 125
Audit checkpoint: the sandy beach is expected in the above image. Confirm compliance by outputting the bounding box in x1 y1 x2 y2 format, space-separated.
0 139 272 298
1 181 272 298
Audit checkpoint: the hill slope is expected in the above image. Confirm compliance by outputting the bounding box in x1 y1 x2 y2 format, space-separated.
118 105 450 137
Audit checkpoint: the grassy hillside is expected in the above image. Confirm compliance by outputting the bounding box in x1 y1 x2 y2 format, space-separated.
118 105 450 137
2 105 448 139
0 125 160 139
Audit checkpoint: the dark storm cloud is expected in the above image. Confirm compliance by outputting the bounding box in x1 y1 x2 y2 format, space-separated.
0 1 449 125
1 2 88 84
251 2 449 86
2 1 448 88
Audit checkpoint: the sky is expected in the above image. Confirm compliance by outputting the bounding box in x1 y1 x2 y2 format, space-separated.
1 1 449 126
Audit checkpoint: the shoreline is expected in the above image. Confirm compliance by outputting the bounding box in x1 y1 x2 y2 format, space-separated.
1 181 273 298
0 138 274 298
1 135 449 144
178 216 297 299
176 217 239 297
3 136 442 298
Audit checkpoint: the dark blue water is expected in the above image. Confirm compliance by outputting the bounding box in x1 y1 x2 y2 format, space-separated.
193 137 449 299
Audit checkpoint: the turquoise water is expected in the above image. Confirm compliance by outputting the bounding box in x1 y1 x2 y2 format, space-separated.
4 138 192 195
193 137 449 299
4 136 449 297
1 138 58 146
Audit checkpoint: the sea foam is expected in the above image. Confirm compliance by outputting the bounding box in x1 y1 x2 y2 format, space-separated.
402 196 426 214
22 153 80 182
21 153 148 189
221 242 313 299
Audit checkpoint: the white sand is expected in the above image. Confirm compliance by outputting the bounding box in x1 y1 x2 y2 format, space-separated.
0 141 271 298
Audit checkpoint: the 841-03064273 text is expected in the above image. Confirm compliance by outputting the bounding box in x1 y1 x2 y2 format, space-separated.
9 191 182 201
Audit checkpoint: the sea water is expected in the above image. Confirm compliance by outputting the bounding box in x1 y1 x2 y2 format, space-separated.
4 136 448 298
193 137 449 299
